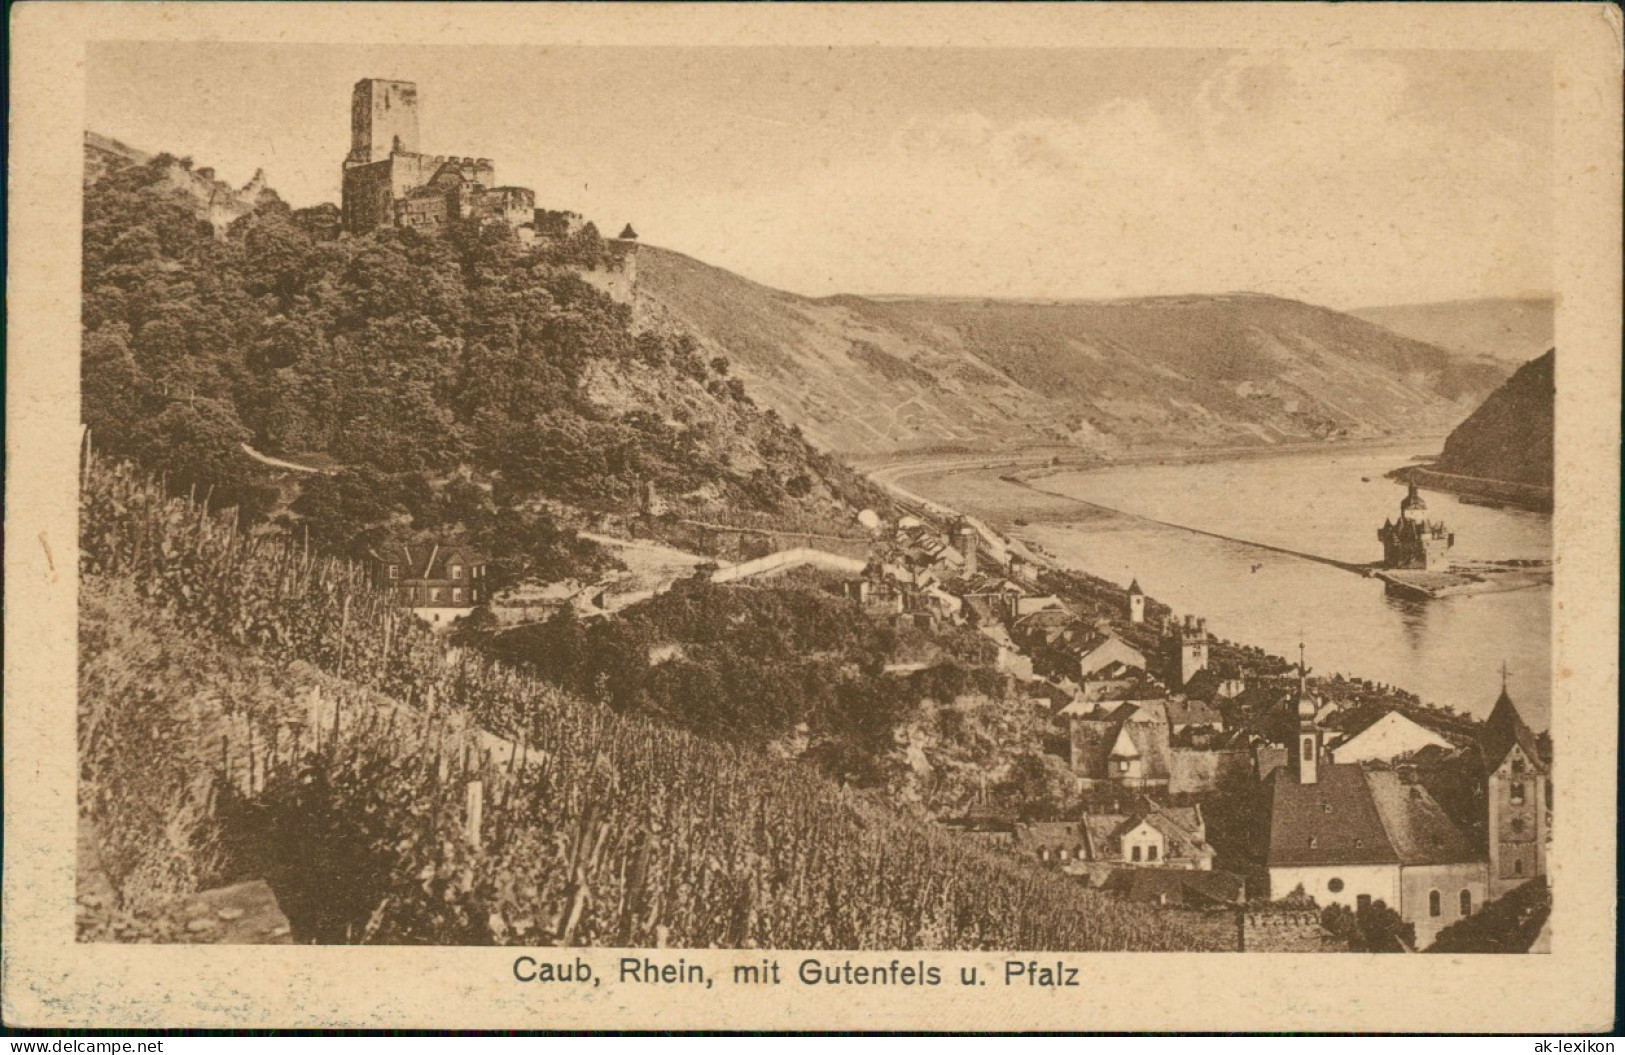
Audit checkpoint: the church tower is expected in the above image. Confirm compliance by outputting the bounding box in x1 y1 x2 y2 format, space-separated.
347 78 420 168
1289 643 1321 785
1480 674 1547 899
1127 579 1146 624
1176 614 1209 686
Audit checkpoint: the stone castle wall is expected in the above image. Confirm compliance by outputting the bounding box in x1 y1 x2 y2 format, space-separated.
1237 909 1337 952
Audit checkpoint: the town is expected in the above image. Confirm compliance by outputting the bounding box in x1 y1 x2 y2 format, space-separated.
382 492 1548 953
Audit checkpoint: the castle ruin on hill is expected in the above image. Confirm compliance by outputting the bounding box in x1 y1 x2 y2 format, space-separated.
340 78 637 280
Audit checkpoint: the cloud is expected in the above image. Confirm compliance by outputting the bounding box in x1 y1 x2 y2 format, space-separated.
634 52 1552 305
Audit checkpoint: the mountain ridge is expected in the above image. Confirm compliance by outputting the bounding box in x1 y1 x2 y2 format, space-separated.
1350 296 1555 366
1433 349 1555 490
633 245 1510 458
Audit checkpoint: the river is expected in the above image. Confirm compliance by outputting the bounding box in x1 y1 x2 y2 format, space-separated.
888 441 1552 730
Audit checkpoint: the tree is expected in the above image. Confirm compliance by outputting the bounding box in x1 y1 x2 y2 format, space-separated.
1321 899 1416 952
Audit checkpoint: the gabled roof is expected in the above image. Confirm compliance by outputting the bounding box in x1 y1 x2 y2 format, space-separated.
1327 710 1453 764
1265 764 1400 868
1107 725 1141 760
1165 697 1223 728
1117 698 1167 726
1104 868 1243 907
1011 608 1073 633
1011 822 1087 854
1080 805 1209 862
1480 689 1543 773
1363 770 1478 865
371 541 485 581
1076 674 1165 706
1181 668 1224 703
1143 811 1209 860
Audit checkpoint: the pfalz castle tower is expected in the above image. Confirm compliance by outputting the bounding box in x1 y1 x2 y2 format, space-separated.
340 77 634 262
1378 481 1454 570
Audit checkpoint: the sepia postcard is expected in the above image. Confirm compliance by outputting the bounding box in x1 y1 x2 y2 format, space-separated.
5 1 1621 1034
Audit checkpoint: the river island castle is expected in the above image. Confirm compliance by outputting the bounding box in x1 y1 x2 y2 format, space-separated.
1378 481 1454 570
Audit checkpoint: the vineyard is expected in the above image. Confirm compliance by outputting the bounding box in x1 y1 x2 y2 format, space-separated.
78 451 1230 950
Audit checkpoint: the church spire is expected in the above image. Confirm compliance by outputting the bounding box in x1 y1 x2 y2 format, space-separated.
1292 638 1321 785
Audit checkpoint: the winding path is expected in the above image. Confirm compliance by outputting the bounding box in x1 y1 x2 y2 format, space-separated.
239 444 337 475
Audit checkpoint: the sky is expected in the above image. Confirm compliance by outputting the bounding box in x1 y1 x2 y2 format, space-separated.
86 43 1554 308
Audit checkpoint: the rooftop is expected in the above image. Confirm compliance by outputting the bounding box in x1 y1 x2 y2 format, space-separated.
1364 769 1478 865
1480 688 1543 773
1264 764 1400 868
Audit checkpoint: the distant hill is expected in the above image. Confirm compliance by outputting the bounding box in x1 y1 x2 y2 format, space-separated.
1350 297 1555 366
635 246 1509 458
1432 349 1555 489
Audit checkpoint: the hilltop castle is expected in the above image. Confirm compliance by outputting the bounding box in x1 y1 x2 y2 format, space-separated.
1378 481 1454 570
340 78 633 255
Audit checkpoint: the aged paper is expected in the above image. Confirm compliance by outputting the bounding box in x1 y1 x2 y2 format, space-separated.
6 1 1620 1032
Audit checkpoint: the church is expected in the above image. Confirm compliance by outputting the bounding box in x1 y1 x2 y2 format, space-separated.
1259 672 1545 948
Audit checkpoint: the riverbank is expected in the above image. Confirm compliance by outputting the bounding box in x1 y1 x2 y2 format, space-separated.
1389 463 1553 514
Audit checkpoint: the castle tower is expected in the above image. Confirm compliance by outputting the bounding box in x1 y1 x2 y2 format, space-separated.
1480 673 1547 899
955 521 979 577
1127 579 1146 624
1177 614 1209 686
1380 480 1454 570
1290 642 1320 785
347 79 420 168
1399 480 1427 521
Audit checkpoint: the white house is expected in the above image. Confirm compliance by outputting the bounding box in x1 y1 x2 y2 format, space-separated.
1326 711 1453 765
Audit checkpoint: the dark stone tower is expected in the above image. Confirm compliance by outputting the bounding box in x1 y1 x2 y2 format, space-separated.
347 79 420 168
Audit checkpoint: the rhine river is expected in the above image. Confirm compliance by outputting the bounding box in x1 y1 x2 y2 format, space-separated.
889 441 1552 730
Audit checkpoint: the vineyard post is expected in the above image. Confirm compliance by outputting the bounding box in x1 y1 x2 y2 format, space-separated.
308 686 323 753
337 594 351 678
465 780 484 849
